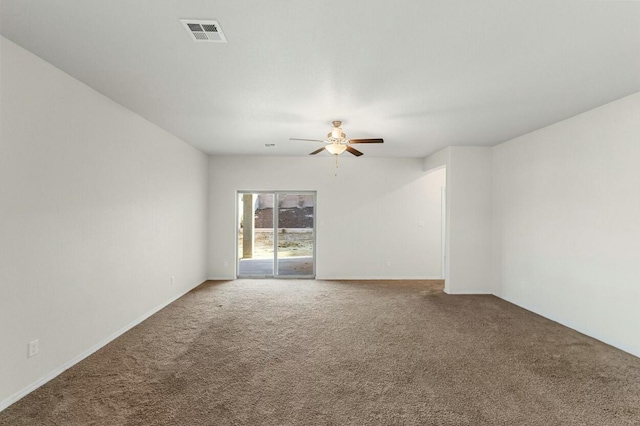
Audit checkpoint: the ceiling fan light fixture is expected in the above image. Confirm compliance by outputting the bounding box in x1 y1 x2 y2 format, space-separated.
325 144 347 155
291 120 383 157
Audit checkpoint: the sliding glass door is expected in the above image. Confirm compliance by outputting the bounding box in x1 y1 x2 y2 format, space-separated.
237 191 315 278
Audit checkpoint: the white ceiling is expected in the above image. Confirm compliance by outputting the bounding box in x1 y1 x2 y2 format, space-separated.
2 1 639 158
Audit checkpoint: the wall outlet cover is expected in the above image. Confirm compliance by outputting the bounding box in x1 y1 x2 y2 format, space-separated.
28 339 39 358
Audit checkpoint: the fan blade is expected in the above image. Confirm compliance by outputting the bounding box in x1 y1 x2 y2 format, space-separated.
346 146 364 157
348 138 384 144
309 147 326 155
290 138 326 143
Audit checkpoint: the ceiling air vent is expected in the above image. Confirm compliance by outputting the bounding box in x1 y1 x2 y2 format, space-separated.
180 19 227 43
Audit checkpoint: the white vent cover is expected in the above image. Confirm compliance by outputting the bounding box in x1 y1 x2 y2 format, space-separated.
180 19 227 43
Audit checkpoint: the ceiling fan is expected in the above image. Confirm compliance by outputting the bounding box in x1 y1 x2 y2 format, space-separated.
290 121 383 157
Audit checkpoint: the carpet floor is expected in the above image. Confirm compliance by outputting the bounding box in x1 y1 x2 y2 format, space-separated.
1 279 639 425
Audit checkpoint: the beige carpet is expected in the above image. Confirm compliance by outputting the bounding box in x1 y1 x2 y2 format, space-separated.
1 279 639 425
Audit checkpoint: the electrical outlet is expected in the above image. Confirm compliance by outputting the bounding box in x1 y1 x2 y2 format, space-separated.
28 339 39 358
171 276 175 285
223 260 229 267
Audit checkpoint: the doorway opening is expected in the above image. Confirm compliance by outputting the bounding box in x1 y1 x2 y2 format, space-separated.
237 191 316 278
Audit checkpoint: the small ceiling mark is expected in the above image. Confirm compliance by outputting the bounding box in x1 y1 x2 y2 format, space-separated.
264 143 276 148
180 19 227 43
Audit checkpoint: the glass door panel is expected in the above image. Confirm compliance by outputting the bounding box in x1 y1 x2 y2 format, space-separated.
237 191 315 278
276 193 315 277
237 193 274 277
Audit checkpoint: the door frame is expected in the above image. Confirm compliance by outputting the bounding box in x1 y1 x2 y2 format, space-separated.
236 190 317 279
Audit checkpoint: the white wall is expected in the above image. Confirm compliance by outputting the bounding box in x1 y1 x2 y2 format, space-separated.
208 156 444 280
423 147 493 294
448 147 493 294
425 166 446 279
0 37 209 408
492 92 640 357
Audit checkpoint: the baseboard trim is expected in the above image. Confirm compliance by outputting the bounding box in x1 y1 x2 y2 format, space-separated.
0 280 206 413
444 289 493 295
208 276 444 281
316 276 444 281
497 294 640 359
